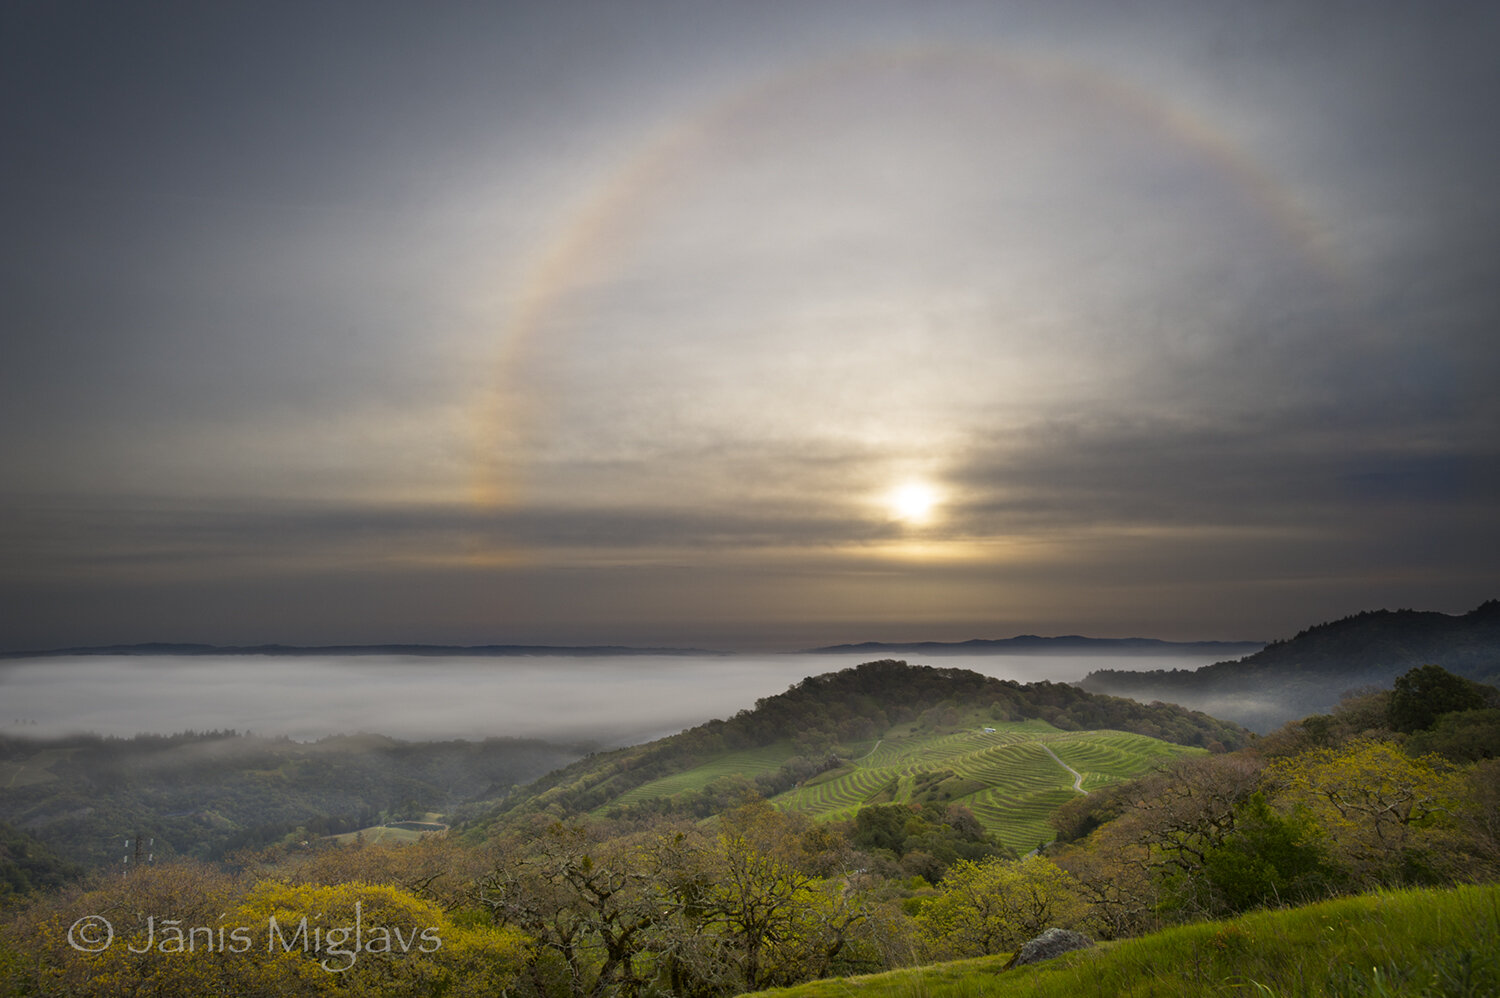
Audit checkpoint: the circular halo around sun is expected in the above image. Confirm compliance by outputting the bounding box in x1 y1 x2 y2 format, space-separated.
888 481 940 525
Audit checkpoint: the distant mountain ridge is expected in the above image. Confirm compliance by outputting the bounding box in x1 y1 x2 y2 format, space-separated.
1080 599 1500 731
0 642 716 660
808 635 1265 656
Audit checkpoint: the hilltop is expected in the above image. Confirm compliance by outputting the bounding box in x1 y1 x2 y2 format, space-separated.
479 659 1249 847
1079 599 1500 730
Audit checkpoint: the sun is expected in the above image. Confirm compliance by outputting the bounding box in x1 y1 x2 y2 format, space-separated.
887 481 940 525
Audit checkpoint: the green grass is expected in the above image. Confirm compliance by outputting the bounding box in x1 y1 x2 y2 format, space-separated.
603 742 800 810
743 884 1500 998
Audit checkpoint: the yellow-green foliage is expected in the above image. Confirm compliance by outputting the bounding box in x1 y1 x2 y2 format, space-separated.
912 855 1088 959
1269 739 1475 887
745 883 1500 998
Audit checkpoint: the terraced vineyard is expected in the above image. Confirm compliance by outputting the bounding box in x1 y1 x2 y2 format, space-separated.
773 724 1203 853
583 722 1203 853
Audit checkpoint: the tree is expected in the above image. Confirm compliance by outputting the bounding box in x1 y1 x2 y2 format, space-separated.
1407 709 1500 762
1044 752 1265 925
653 801 891 995
1388 665 1493 733
1117 753 1264 884
686 802 824 991
1050 825 1161 940
1180 793 1341 915
1271 739 1471 886
914 855 1086 958
471 821 668 998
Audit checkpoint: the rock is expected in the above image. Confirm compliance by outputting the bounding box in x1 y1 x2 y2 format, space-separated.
1003 927 1094 969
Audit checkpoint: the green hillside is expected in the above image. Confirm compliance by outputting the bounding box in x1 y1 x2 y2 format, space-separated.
595 722 1200 853
745 883 1500 998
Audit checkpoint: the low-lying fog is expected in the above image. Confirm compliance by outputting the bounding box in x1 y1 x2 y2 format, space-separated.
0 653 1226 746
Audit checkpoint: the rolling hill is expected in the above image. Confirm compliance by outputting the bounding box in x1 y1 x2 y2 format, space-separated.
480 659 1247 848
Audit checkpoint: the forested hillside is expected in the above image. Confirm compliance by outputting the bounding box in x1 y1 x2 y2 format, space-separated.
0 731 588 867
1081 599 1500 730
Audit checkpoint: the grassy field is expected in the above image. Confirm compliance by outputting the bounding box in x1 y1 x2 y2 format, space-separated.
744 884 1500 998
604 742 800 811
0 747 75 789
327 812 449 845
592 723 1200 852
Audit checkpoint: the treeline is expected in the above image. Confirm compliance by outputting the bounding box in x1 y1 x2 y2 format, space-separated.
489 660 1247 822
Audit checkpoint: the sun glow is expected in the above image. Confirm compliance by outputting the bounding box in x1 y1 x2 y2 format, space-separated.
887 481 940 525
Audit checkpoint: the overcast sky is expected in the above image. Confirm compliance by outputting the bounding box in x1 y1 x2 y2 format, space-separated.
2 0 1497 652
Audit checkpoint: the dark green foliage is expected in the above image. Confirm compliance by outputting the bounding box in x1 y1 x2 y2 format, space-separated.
850 802 1012 880
0 821 80 902
852 804 909 855
1048 780 1131 843
1189 794 1342 914
1407 709 1500 762
908 770 988 805
1256 689 1395 758
1388 664 1496 734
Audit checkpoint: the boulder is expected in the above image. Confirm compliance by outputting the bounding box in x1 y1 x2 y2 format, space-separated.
1004 927 1094 969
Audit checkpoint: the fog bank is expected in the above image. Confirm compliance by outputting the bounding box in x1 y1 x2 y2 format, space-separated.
0 653 1228 746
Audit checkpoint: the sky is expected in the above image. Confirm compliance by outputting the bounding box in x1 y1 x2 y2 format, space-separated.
2 0 1497 653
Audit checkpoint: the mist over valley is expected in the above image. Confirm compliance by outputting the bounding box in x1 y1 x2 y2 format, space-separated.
0 650 1234 745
